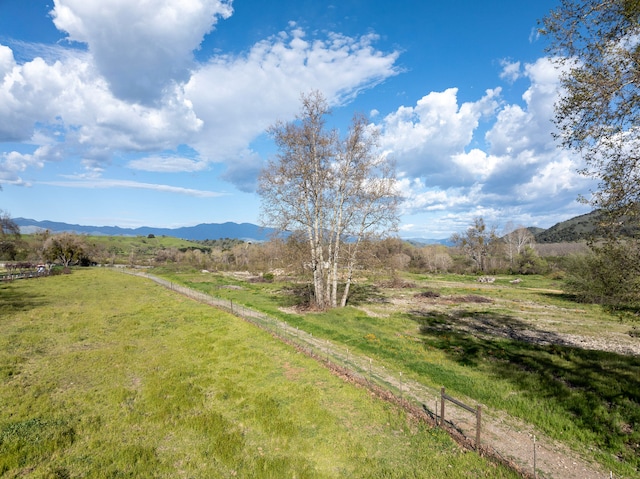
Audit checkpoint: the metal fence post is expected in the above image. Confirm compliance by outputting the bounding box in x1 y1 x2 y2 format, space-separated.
476 404 482 448
440 387 445 425
533 435 537 478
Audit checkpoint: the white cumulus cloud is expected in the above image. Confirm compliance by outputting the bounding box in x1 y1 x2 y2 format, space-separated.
51 0 234 105
185 27 399 189
379 87 501 182
0 8 399 191
382 56 592 236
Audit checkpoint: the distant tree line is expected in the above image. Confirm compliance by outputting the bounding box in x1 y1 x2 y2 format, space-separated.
4 208 636 310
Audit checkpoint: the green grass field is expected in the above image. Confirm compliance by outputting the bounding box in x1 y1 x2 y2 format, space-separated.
161 269 640 477
19 233 203 266
0 269 517 478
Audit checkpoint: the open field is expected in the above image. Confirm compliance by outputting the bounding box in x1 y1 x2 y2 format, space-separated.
159 269 640 478
18 234 204 265
0 268 517 478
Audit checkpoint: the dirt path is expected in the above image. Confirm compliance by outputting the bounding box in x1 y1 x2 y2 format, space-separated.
272 319 613 479
135 272 617 479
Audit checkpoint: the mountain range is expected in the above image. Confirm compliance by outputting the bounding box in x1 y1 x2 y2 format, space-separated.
14 217 454 244
14 218 278 242
14 210 619 243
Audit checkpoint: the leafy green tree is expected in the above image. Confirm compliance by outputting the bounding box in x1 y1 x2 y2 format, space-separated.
43 233 87 267
0 210 22 260
565 241 640 309
543 1 640 307
514 245 549 275
542 0 640 224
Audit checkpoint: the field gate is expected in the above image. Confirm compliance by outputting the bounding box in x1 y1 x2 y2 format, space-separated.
440 387 482 449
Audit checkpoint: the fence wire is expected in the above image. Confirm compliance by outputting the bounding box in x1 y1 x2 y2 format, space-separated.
125 270 619 479
128 271 432 400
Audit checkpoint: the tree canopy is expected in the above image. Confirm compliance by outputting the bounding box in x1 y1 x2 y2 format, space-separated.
542 0 640 310
42 233 87 268
542 0 640 226
0 210 21 260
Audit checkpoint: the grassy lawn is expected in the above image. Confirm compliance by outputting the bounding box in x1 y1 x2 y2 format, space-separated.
162 269 640 477
0 268 517 478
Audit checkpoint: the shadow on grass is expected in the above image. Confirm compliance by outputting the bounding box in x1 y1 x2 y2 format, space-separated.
540 291 581 303
409 308 640 469
541 291 640 320
0 282 49 315
275 282 386 309
343 283 387 306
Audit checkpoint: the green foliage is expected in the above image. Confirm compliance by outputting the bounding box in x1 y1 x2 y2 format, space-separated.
543 1 640 235
513 246 550 275
564 240 640 311
0 210 22 261
196 237 245 250
262 271 275 282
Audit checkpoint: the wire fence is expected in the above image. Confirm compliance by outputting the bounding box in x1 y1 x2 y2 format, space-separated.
0 271 49 281
126 270 621 479
127 271 433 402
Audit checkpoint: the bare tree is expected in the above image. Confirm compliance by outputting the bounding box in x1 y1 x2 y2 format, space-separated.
421 244 453 273
503 222 535 267
450 217 500 273
258 91 400 309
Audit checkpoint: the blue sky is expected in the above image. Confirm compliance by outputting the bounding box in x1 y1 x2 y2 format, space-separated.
0 0 593 238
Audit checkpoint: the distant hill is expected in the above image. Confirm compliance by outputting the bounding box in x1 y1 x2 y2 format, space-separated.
534 211 600 243
527 227 546 237
404 238 454 247
534 210 638 243
16 210 636 244
14 218 277 242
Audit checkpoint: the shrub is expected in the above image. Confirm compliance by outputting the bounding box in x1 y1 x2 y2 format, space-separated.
564 241 640 310
513 246 550 275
